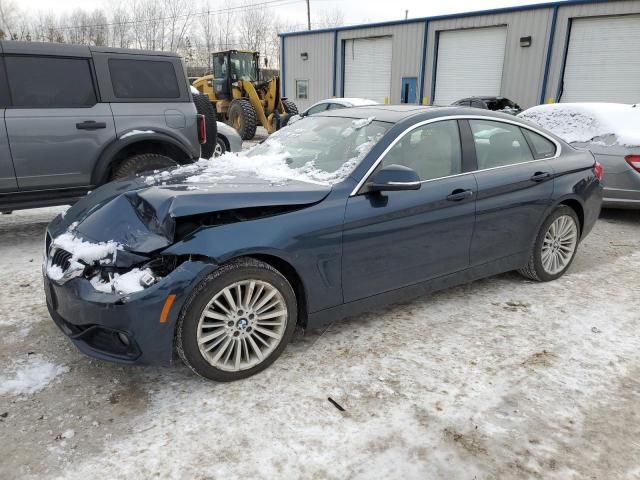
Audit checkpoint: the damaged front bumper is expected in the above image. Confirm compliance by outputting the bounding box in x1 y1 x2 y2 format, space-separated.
43 260 216 366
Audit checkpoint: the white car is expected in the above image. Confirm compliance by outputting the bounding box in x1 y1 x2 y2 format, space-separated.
291 98 378 122
519 103 640 209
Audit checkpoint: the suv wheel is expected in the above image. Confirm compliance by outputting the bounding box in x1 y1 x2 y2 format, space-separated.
228 99 257 140
176 258 297 382
519 205 580 282
110 153 178 180
192 93 218 159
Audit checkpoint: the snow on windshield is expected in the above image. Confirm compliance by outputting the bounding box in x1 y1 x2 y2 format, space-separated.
144 116 387 186
519 103 640 146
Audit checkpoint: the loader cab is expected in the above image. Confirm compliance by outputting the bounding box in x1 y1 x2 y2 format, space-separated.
212 50 259 99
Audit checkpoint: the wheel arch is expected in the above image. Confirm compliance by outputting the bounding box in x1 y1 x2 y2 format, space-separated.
246 253 309 328
91 134 195 185
558 197 585 237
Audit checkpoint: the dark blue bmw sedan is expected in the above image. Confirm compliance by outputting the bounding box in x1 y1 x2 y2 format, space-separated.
43 106 603 381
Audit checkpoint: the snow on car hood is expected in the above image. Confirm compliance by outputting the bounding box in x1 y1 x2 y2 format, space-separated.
49 162 332 254
518 103 640 146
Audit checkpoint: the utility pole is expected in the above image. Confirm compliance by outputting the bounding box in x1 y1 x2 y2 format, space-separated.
405 10 408 19
306 0 311 30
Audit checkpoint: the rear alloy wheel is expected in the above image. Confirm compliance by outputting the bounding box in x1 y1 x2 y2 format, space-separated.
519 206 580 282
228 98 257 140
177 258 297 381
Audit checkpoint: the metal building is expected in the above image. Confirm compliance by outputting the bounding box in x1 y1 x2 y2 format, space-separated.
279 0 640 110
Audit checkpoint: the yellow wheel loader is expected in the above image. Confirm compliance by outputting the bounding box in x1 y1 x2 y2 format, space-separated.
192 50 298 140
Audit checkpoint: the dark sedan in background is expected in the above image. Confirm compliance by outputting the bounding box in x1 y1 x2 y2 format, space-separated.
43 106 603 382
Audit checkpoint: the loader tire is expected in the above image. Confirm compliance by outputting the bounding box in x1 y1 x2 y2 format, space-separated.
228 99 257 140
192 93 218 159
281 99 298 115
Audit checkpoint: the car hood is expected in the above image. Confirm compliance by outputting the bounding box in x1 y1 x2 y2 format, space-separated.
49 173 331 253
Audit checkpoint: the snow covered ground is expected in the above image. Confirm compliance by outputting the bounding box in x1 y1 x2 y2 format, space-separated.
1 155 639 478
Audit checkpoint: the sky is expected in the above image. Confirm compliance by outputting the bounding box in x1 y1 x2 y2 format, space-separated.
21 0 561 31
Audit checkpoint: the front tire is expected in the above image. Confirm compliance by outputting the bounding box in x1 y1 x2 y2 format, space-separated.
177 258 297 382
228 99 257 140
519 205 580 282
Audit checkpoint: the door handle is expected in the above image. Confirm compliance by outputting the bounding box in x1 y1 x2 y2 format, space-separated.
76 121 106 130
530 171 551 182
446 189 473 201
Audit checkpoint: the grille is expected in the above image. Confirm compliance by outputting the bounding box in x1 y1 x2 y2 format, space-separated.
51 248 73 271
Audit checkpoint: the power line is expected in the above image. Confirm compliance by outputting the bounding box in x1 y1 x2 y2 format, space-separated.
52 0 305 32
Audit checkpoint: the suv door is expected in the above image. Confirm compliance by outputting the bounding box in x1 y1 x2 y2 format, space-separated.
0 55 17 192
342 119 477 302
4 54 116 189
468 119 555 265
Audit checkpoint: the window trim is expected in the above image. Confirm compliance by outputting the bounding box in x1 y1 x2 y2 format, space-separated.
295 79 309 100
351 115 561 196
3 54 98 109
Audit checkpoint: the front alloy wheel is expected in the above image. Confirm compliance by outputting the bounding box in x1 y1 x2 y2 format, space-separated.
177 258 297 381
196 280 288 372
519 205 580 282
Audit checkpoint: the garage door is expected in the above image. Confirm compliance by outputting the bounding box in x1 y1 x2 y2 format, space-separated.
561 15 640 103
434 27 507 105
344 37 392 103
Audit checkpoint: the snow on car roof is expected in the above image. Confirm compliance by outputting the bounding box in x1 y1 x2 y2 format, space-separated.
519 103 640 146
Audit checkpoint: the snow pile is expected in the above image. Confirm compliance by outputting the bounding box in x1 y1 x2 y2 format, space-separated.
0 355 68 396
121 130 155 139
90 268 153 295
519 103 640 146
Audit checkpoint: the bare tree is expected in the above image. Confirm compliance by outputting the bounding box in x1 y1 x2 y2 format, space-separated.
0 0 18 40
110 2 131 48
238 2 269 52
317 7 344 28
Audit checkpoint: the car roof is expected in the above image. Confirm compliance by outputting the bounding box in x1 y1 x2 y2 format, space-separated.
0 40 181 58
316 104 525 123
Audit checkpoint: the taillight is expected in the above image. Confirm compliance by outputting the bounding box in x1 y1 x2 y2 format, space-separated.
593 161 604 181
197 114 206 145
625 155 640 173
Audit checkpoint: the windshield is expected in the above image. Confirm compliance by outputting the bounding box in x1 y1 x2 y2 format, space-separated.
245 116 391 184
231 53 258 81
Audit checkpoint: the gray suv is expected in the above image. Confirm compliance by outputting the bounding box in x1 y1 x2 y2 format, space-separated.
0 41 204 211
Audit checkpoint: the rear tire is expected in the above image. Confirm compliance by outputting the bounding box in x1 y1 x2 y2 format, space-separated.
228 99 257 140
281 99 298 115
519 205 580 282
192 93 218 159
110 153 177 180
176 258 297 382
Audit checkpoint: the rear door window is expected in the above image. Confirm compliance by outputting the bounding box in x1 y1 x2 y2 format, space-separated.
5 56 96 107
109 58 180 99
522 129 557 159
470 120 534 169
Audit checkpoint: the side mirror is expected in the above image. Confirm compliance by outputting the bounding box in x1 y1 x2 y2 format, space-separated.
366 164 421 193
